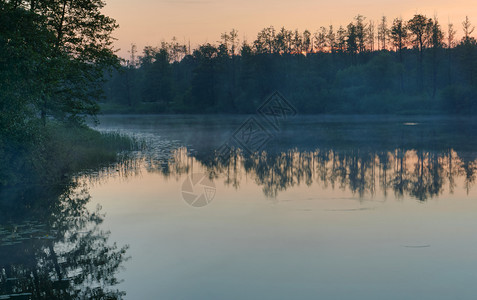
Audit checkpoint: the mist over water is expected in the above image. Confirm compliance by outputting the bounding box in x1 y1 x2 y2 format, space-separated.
4 0 477 298
2 115 477 299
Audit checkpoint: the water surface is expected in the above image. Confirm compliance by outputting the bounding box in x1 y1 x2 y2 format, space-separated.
2 115 477 299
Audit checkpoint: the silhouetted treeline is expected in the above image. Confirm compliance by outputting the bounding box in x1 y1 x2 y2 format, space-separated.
104 14 477 114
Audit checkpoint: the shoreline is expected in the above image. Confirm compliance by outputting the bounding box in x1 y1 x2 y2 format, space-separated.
0 123 137 188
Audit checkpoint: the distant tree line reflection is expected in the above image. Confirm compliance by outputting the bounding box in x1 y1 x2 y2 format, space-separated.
150 147 476 201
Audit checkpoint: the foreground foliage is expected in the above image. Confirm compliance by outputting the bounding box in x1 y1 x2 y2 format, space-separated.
0 0 122 185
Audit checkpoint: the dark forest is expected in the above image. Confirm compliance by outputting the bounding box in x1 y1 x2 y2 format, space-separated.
104 15 477 114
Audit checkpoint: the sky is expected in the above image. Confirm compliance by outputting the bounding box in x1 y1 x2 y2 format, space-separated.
102 0 477 58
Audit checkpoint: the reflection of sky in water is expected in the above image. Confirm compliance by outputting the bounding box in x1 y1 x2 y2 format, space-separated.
83 115 477 299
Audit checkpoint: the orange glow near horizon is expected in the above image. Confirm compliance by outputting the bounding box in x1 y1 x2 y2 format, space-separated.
103 0 477 58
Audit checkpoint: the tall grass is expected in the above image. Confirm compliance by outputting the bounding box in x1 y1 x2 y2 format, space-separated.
0 122 140 186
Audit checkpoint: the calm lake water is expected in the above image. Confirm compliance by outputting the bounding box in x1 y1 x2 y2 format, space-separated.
2 115 477 299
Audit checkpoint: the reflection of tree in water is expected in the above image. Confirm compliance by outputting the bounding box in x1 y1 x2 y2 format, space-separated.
458 152 477 194
155 147 477 201
0 182 128 299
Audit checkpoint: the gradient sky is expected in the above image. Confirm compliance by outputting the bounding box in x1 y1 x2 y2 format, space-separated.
103 0 477 58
